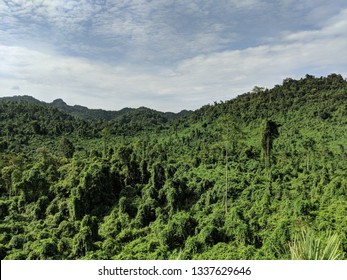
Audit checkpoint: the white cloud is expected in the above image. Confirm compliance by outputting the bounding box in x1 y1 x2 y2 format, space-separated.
0 2 346 112
0 0 257 63
169 17 347 103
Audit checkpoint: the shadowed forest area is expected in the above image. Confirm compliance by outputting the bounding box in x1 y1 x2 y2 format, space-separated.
0 74 346 260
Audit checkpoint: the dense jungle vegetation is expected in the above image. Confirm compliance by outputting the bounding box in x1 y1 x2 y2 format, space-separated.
0 74 346 260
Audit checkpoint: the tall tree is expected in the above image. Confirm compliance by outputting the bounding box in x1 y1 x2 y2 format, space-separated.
218 115 243 213
261 120 279 170
302 137 316 172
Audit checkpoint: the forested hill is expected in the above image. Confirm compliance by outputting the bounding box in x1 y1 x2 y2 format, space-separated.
50 98 192 121
0 74 346 260
0 95 192 140
186 73 347 125
0 95 191 122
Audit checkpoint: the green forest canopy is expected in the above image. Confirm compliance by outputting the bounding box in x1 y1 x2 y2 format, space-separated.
0 74 346 260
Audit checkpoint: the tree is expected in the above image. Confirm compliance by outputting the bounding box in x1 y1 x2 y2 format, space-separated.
101 121 110 158
217 115 243 213
261 120 280 170
302 137 316 172
59 137 75 158
251 86 265 94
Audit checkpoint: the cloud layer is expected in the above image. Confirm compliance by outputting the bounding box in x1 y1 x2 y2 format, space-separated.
0 0 346 111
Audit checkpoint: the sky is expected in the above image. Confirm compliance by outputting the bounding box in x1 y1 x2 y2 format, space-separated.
0 0 346 112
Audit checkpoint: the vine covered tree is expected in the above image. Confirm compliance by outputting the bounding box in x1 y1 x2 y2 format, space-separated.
59 137 75 158
261 120 279 170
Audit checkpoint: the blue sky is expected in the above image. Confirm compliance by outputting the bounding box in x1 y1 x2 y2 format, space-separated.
0 0 346 112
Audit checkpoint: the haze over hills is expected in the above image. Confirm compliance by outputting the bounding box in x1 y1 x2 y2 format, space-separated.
0 74 347 260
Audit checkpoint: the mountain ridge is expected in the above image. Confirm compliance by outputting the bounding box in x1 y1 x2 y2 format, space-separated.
0 95 192 121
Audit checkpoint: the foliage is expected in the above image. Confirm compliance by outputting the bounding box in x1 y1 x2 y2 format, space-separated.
0 74 347 260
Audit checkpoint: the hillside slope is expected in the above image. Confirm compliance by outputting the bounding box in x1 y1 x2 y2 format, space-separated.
0 74 346 260
0 95 192 136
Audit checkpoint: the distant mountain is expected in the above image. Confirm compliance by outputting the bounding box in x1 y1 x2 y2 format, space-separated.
49 98 192 122
50 98 125 120
0 95 192 122
0 95 44 105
